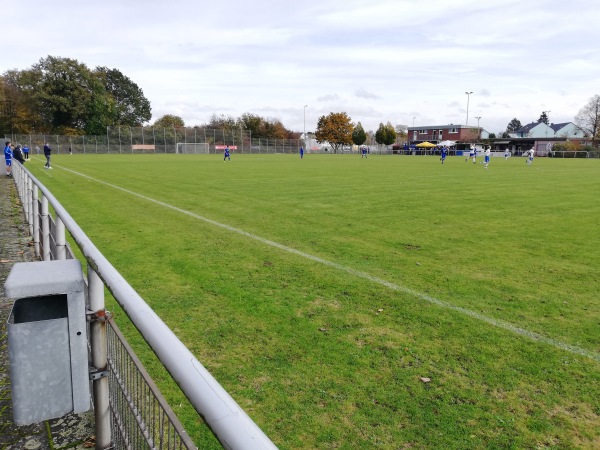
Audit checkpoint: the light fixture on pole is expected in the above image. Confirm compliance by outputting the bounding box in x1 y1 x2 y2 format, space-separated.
413 116 416 127
465 91 473 125
475 116 482 140
303 105 308 150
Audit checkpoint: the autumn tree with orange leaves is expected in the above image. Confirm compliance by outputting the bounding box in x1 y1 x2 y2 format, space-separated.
315 112 354 153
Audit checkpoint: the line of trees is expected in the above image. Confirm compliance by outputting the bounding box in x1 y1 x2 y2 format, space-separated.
315 112 407 153
0 56 151 136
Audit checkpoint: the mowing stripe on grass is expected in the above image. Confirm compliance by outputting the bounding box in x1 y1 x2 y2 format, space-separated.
60 165 600 363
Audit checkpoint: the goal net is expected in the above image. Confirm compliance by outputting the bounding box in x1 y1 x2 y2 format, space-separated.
176 142 210 154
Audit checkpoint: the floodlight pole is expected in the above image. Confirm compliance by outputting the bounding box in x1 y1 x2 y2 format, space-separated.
465 91 473 125
303 105 308 151
475 116 481 140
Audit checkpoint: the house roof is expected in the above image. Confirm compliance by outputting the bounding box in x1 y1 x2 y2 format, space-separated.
516 122 547 133
549 122 577 132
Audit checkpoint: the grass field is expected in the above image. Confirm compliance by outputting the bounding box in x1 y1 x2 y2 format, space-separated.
26 153 600 449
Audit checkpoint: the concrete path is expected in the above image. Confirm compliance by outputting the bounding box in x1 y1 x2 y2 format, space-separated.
0 173 94 449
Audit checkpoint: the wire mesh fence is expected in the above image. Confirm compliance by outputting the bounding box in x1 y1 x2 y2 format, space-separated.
107 318 197 450
6 126 304 155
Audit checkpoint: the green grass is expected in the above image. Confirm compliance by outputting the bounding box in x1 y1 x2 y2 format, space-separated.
27 153 600 449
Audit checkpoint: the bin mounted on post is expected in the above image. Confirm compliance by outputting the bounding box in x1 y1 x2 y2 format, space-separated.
4 259 91 425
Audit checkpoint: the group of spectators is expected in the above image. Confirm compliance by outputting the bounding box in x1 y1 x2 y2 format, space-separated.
4 141 53 176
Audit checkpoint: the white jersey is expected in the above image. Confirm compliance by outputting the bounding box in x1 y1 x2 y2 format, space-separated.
528 149 534 158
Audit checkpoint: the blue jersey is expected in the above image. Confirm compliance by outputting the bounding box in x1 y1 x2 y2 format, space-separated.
4 145 11 160
23 146 29 153
441 148 447 158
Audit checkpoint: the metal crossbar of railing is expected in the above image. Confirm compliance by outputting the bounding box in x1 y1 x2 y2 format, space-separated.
10 161 278 450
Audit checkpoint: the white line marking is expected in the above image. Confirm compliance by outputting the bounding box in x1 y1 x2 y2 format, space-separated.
59 165 600 363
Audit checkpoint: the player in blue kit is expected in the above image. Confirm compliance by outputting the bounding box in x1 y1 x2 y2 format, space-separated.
4 141 12 177
440 146 448 164
361 146 368 158
22 144 30 160
224 145 231 161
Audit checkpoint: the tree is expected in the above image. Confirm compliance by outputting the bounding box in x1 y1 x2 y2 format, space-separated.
153 114 185 128
537 111 550 124
95 67 151 126
315 112 353 153
575 95 600 147
375 122 396 146
0 72 40 134
395 124 408 144
1 56 152 134
239 113 263 138
205 113 237 131
20 56 106 134
505 118 522 135
352 122 367 146
488 133 496 139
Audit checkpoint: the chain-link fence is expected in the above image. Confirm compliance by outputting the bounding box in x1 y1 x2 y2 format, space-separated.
5 126 304 155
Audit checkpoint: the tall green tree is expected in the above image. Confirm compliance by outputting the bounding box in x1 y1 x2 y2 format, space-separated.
95 67 151 126
315 112 353 153
537 111 550 124
575 95 600 147
30 56 107 134
352 122 367 146
375 121 396 146
504 118 522 137
1 55 152 134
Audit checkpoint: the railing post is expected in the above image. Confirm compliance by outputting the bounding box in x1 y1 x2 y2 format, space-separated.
55 216 66 260
32 186 40 258
27 178 34 236
41 196 50 261
88 265 112 450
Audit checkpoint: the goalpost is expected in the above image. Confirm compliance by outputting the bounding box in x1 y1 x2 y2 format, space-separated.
176 143 210 154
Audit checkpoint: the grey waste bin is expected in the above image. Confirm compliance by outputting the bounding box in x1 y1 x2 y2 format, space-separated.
4 259 90 425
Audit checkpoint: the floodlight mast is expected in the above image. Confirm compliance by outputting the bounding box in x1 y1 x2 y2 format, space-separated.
465 91 473 125
304 105 308 150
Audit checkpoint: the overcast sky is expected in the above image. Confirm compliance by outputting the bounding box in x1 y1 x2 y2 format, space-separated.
3 0 599 135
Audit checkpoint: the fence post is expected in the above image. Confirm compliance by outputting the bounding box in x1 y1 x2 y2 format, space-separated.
27 178 34 236
41 196 50 261
55 216 66 260
88 265 112 449
32 185 40 258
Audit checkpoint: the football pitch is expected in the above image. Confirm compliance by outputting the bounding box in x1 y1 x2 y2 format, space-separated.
28 153 600 448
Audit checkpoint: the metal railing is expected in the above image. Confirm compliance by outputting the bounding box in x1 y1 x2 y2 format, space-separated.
10 161 278 450
107 318 196 450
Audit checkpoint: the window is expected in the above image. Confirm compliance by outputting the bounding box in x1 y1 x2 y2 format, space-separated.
449 128 458 134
